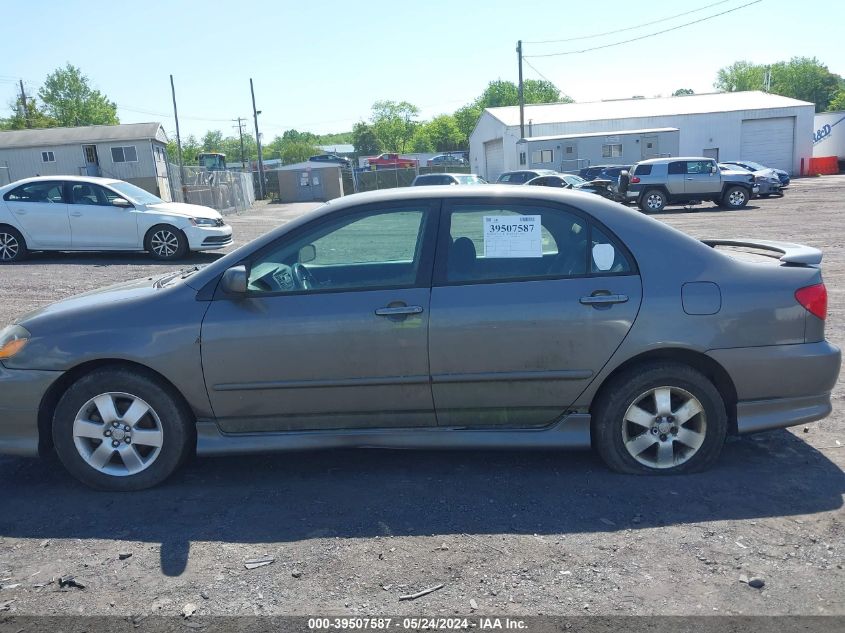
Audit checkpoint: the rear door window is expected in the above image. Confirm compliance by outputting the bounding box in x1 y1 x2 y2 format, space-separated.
633 164 652 176
668 162 685 175
4 181 65 203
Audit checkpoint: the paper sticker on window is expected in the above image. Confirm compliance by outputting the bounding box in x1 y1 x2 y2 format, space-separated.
592 243 615 271
483 215 542 258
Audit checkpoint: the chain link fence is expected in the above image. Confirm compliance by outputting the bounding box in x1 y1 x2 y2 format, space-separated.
168 163 255 214
350 164 473 193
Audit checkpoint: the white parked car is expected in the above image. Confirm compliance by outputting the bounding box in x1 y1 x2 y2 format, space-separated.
0 176 232 263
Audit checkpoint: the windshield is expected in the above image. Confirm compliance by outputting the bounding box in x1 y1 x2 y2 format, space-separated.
743 161 766 170
456 175 486 184
564 175 587 185
108 181 164 205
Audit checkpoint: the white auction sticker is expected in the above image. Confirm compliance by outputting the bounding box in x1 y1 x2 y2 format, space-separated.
483 215 542 258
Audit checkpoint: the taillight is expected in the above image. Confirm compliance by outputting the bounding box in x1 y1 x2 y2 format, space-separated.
630 176 640 183
795 283 827 320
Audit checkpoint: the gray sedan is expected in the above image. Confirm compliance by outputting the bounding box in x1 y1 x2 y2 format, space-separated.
0 187 840 490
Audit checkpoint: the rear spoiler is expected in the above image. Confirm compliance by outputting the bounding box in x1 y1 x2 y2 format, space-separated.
702 239 822 266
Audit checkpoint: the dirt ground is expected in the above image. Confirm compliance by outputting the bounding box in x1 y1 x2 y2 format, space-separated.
0 178 842 617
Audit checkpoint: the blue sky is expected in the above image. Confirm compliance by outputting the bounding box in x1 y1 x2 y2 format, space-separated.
1 0 842 141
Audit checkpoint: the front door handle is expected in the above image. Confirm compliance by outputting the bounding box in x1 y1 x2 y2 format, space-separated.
580 294 629 306
375 305 424 317
69 211 83 217
686 177 695 180
13 209 26 215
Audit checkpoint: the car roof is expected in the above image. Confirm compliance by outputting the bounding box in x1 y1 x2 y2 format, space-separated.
635 156 716 165
0 175 122 190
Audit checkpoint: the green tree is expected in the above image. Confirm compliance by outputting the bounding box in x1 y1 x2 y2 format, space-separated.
672 88 695 96
352 122 381 155
453 103 483 146
166 134 201 164
1 96 57 130
281 140 319 165
409 126 434 153
769 57 843 112
201 130 225 151
524 79 564 104
829 89 845 112
370 100 419 153
477 80 519 108
423 114 464 152
316 131 354 145
714 60 765 92
38 63 118 127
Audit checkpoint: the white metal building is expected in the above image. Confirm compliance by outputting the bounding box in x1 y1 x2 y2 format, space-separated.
0 123 172 199
470 91 815 181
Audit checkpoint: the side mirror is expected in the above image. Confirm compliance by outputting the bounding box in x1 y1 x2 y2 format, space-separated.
112 197 132 208
220 265 247 295
710 165 718 174
298 244 316 263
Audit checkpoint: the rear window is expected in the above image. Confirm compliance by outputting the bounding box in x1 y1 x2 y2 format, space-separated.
633 164 652 176
668 162 685 175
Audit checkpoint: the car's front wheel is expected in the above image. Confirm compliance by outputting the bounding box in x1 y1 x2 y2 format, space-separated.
721 186 750 209
52 367 193 490
145 224 188 260
640 189 666 212
0 226 28 263
592 362 727 474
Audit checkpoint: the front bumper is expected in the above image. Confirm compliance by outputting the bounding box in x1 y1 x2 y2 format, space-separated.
184 224 233 251
0 365 62 457
707 341 841 434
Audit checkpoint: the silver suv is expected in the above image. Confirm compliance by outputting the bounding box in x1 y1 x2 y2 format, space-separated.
626 157 758 212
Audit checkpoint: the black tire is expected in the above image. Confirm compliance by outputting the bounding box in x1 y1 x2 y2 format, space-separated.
52 367 194 491
592 362 728 475
721 186 750 209
0 226 28 263
639 189 666 212
145 224 188 260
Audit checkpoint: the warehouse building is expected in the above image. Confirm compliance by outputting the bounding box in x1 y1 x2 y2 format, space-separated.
0 122 172 199
470 91 814 181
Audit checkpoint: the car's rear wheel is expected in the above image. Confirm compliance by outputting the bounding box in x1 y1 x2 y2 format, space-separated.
0 226 28 263
640 189 666 212
52 367 193 490
722 186 749 209
145 224 188 260
592 362 727 474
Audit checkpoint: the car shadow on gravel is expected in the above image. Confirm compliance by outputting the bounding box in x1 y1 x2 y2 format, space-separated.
0 430 841 576
15 251 226 266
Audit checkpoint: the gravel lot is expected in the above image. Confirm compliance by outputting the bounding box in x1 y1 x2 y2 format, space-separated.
0 179 842 617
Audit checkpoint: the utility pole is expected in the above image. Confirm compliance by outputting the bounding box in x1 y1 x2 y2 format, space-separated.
517 40 525 139
232 117 247 170
250 78 266 199
19 79 30 128
170 75 186 191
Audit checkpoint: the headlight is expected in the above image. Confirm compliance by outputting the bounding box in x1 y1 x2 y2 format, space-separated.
190 217 221 227
0 325 30 360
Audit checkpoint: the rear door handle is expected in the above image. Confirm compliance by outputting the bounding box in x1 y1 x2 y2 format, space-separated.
69 211 83 217
13 209 26 215
580 294 629 306
375 305 424 316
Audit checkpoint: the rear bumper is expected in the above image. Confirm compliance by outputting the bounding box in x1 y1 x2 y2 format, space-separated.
708 341 841 433
736 393 831 434
0 365 61 457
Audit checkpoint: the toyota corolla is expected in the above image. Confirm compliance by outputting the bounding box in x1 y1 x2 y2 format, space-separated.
0 186 839 489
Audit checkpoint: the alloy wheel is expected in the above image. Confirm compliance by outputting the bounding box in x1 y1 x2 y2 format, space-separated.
728 189 746 206
72 392 164 477
646 194 664 210
150 230 179 258
621 386 707 469
0 232 19 261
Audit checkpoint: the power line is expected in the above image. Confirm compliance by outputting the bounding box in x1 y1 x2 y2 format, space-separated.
524 0 732 44
525 0 762 58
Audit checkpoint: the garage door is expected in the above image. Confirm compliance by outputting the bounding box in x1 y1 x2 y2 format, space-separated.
740 117 795 173
484 139 504 181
